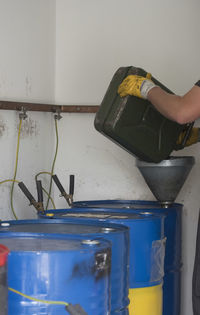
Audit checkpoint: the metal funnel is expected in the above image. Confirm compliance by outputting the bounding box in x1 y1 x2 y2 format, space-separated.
136 156 195 207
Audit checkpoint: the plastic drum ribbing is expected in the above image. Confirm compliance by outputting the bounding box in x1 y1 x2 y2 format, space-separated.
72 199 183 315
0 233 111 315
0 220 129 315
0 244 9 315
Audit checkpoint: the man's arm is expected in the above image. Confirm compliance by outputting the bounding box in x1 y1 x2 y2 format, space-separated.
118 75 200 124
148 85 200 124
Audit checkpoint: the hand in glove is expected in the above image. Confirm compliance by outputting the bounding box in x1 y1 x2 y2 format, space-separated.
118 73 156 99
177 127 199 147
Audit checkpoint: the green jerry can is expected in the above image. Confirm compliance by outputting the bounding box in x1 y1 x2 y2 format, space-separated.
94 66 193 163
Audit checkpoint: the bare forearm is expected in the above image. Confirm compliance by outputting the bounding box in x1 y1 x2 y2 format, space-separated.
148 85 200 124
118 74 200 123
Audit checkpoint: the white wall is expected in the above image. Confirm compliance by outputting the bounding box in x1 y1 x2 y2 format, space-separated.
0 1 199 314
0 0 56 219
54 1 200 315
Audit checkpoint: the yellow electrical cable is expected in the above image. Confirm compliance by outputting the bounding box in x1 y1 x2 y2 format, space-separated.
0 177 55 211
0 179 55 211
0 180 19 221
42 187 56 209
8 287 69 307
0 179 20 185
0 180 20 221
46 118 59 210
35 171 53 182
10 118 22 220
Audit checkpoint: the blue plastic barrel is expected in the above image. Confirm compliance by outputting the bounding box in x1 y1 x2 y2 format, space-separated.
39 210 165 287
0 219 129 315
39 208 165 315
0 232 111 315
71 199 183 315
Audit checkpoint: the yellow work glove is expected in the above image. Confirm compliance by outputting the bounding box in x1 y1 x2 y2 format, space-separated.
177 127 199 147
118 73 156 99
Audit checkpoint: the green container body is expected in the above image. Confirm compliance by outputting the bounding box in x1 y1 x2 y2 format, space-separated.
94 66 189 163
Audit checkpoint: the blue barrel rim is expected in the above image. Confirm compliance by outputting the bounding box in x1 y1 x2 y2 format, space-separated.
39 208 167 221
72 199 183 209
0 231 112 252
0 219 129 234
